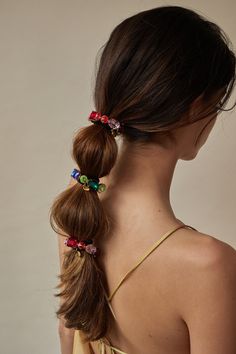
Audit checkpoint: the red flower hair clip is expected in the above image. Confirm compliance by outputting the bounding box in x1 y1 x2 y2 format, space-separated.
64 237 99 257
88 111 123 137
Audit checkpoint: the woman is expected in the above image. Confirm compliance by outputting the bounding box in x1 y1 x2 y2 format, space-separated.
50 5 236 354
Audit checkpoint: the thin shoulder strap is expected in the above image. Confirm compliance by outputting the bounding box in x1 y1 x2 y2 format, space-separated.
99 338 128 354
107 224 196 302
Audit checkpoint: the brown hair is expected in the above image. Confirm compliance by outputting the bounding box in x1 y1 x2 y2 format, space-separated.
49 5 236 342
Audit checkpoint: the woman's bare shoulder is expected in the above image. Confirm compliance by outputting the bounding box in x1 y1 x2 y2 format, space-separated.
178 226 236 268
170 226 236 312
159 225 235 275
173 227 236 350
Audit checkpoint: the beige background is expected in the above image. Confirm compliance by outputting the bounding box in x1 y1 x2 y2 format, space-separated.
0 1 235 353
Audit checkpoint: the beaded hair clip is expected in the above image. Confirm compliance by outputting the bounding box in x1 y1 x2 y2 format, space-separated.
71 168 106 193
88 110 123 137
64 237 99 257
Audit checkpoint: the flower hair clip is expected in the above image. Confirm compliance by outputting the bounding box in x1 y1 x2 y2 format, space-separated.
88 111 123 137
64 236 99 257
71 168 106 193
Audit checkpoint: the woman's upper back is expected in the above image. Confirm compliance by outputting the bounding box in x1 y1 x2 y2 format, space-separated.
95 224 195 354
92 220 236 354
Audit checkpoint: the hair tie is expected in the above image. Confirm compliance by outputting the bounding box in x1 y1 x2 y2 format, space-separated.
71 168 106 193
64 236 99 257
88 110 123 137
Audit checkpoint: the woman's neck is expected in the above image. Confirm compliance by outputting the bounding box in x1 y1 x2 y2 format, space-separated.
99 139 180 226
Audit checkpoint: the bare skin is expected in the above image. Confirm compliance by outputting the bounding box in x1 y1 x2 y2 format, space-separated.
58 92 236 354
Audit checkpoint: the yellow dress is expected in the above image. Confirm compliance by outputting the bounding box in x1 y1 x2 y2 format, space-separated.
72 224 197 354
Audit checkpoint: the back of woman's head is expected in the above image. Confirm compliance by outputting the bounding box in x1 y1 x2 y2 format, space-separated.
49 5 236 342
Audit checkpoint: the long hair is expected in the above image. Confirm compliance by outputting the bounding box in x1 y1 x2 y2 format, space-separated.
49 5 236 342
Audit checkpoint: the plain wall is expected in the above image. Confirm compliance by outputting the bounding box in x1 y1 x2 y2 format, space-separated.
0 1 235 353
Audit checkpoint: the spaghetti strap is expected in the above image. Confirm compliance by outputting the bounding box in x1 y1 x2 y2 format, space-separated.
107 224 196 302
99 338 128 354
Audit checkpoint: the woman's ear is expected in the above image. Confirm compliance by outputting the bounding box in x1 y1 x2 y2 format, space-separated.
187 94 206 123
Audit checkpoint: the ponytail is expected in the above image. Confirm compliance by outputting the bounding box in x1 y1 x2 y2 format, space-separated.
49 116 120 342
